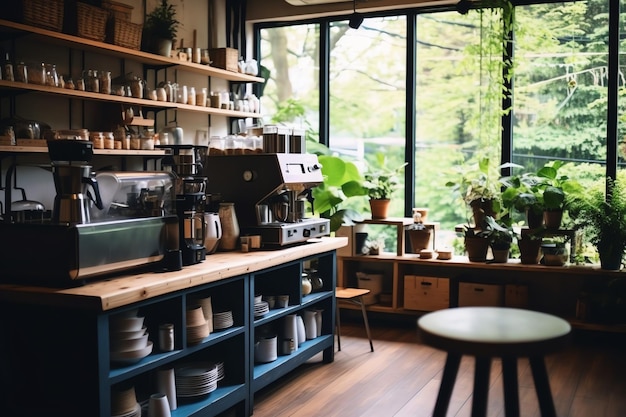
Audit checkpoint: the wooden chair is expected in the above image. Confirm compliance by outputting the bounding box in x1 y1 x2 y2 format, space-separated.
418 307 571 417
335 287 374 352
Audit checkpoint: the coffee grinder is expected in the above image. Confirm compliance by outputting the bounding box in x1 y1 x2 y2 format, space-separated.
159 144 207 265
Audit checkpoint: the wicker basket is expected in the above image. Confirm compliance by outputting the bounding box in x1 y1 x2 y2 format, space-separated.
76 2 108 42
23 0 64 32
209 48 239 72
107 18 142 50
102 0 133 21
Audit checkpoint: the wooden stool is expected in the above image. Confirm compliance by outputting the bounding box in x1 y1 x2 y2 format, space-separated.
418 307 571 417
335 287 374 352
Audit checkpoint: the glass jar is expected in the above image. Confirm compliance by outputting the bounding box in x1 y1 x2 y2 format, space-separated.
15 62 28 83
45 64 58 87
2 53 14 82
130 77 143 99
99 70 111 95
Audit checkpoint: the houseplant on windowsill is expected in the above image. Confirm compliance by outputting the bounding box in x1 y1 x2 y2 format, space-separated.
446 157 502 230
535 160 583 230
311 154 367 233
485 215 514 263
143 0 180 57
569 176 626 270
500 167 544 229
363 153 408 219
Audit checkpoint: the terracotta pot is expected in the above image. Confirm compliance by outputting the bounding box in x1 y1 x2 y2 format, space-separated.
491 247 510 263
543 209 563 230
470 199 495 229
518 238 542 264
526 209 544 229
464 236 489 262
408 229 432 253
369 199 390 219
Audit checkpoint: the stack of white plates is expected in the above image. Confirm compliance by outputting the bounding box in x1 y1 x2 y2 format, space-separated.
109 313 153 365
254 301 270 318
216 361 225 383
213 311 234 330
175 362 219 398
186 306 210 345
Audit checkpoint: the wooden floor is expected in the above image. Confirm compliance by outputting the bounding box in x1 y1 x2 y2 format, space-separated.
251 315 626 417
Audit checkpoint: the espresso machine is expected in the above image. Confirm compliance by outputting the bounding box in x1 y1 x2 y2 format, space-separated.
0 140 181 285
205 153 330 247
158 144 208 265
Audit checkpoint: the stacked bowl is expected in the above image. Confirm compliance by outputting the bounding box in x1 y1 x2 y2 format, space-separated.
109 312 153 365
111 385 141 417
186 306 210 345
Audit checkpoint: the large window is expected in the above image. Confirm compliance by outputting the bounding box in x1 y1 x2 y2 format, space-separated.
255 1 621 247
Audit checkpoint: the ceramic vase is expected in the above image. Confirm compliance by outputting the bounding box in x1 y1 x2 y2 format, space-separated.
296 315 306 346
304 310 317 340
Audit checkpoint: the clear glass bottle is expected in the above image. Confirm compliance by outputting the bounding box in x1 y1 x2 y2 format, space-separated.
99 70 111 95
2 53 14 82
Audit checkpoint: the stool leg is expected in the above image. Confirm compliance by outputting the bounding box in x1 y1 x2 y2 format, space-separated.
502 357 520 417
529 356 557 417
335 301 342 351
472 357 491 417
357 296 374 352
433 353 461 417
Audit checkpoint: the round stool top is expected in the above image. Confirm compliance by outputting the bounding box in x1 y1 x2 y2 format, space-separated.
418 307 571 357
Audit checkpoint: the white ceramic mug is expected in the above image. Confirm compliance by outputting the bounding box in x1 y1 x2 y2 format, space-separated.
148 393 171 417
204 212 222 254
156 368 177 411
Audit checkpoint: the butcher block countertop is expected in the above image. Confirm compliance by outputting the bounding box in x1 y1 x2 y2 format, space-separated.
0 237 347 312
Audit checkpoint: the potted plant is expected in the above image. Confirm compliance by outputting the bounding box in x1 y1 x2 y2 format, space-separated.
569 176 626 270
311 154 367 232
143 0 180 56
517 227 544 265
500 168 544 229
534 160 583 230
460 223 491 262
484 216 514 263
363 153 408 219
446 157 502 229
540 236 569 266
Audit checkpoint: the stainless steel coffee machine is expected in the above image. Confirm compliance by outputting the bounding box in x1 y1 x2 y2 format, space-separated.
205 153 330 247
0 141 181 285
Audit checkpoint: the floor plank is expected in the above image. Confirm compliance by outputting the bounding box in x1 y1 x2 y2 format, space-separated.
252 317 626 417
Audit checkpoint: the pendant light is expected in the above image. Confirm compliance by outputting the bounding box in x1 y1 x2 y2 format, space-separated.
349 0 363 29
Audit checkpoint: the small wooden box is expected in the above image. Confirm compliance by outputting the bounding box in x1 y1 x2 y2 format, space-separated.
209 48 239 72
404 275 449 311
335 225 354 257
458 282 504 307
505 284 529 308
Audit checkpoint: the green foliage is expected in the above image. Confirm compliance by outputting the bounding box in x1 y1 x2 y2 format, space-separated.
145 0 179 40
570 176 626 262
363 153 408 200
446 157 502 206
311 154 368 232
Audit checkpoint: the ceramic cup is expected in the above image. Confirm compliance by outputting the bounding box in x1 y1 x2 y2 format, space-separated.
156 368 177 411
148 393 171 417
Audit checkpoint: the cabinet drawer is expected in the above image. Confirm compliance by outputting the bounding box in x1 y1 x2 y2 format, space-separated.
404 275 449 311
458 282 504 307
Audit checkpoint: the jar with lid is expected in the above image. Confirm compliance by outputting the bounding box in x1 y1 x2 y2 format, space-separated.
103 132 114 149
130 77 143 99
187 87 196 106
176 85 188 104
26 63 45 85
15 62 27 83
2 53 14 82
99 70 111 95
208 136 225 156
196 87 207 107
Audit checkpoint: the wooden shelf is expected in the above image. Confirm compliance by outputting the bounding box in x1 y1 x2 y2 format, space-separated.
357 217 440 256
0 145 166 156
0 19 264 83
0 80 261 119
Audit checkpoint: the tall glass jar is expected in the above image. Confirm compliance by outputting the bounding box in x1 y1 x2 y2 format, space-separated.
218 202 240 251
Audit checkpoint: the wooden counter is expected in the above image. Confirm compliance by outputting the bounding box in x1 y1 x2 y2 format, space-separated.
0 237 347 312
